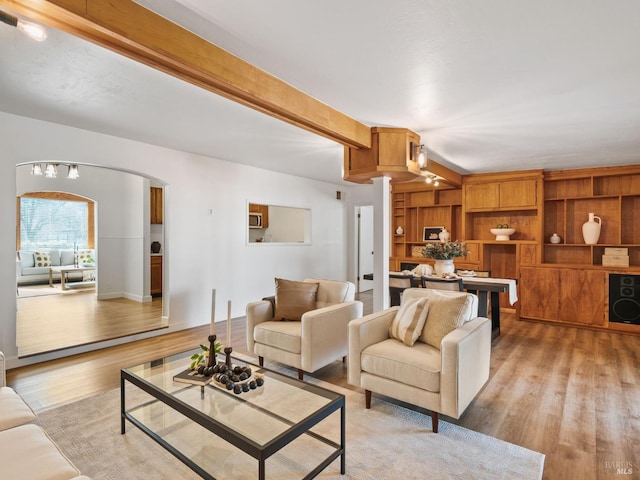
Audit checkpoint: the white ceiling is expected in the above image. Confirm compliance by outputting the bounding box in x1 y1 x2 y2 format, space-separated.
2 0 640 185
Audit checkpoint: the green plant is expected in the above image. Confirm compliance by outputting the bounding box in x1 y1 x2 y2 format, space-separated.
189 341 223 370
82 256 95 264
422 240 469 260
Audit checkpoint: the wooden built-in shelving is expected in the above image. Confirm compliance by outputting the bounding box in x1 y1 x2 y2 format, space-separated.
389 165 640 335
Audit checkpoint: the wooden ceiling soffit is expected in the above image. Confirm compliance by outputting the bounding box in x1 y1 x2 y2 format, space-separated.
343 127 462 186
2 0 371 149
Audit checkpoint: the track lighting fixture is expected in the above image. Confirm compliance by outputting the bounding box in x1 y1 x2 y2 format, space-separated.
67 164 80 179
424 175 439 187
30 163 80 179
44 163 58 178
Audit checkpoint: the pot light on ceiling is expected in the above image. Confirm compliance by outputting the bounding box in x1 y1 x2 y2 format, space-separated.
0 9 47 42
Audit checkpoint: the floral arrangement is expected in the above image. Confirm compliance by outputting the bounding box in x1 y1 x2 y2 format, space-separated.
422 240 469 260
189 341 223 370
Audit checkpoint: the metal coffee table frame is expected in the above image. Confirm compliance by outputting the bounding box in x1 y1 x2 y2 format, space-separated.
121 352 345 480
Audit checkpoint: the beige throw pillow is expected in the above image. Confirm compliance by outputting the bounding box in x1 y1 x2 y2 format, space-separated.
33 251 52 267
421 293 474 349
389 296 430 346
76 249 93 264
273 278 319 321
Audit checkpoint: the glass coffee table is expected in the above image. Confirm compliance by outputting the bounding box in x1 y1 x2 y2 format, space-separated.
121 350 345 480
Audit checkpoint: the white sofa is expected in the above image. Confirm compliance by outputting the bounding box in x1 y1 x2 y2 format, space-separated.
348 288 491 432
0 352 92 480
17 249 95 285
247 278 363 379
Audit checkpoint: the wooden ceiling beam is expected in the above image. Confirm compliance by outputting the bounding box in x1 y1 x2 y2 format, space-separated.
2 0 371 149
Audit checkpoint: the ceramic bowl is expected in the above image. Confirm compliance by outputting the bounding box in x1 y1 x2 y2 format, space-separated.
490 228 516 241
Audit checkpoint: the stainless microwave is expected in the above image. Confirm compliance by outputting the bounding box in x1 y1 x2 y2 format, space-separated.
249 212 263 228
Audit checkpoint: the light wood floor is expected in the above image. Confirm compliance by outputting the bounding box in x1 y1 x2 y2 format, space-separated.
7 291 639 480
16 285 164 357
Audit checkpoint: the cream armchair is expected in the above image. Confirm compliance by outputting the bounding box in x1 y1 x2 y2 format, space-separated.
348 288 491 432
247 278 363 380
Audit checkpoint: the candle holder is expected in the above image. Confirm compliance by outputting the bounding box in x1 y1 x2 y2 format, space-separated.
207 334 217 368
224 346 233 368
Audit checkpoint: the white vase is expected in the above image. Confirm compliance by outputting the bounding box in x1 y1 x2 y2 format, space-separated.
434 259 455 276
582 213 601 245
439 228 450 242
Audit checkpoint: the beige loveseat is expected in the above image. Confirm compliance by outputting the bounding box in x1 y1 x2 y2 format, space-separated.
348 288 491 432
0 352 91 480
246 278 363 379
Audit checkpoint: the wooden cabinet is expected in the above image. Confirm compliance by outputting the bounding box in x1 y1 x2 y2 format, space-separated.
248 203 269 228
150 255 162 296
460 171 544 280
464 179 538 211
150 187 163 224
390 183 463 264
543 166 640 267
388 165 640 334
462 171 543 243
464 183 499 210
520 266 605 327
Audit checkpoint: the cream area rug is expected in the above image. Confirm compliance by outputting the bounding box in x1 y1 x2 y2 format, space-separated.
17 285 61 298
38 377 544 479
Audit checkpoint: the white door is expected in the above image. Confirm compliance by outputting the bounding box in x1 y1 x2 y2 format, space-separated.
358 205 374 292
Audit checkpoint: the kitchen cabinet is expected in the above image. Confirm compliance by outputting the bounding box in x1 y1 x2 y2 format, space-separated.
151 255 162 296
248 203 269 228
150 187 163 224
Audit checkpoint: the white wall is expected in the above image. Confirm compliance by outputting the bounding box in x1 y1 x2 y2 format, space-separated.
345 184 376 286
16 165 148 301
1 112 359 366
267 205 309 243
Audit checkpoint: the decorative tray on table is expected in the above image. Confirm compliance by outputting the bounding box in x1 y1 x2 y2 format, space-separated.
212 363 265 395
174 361 264 394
